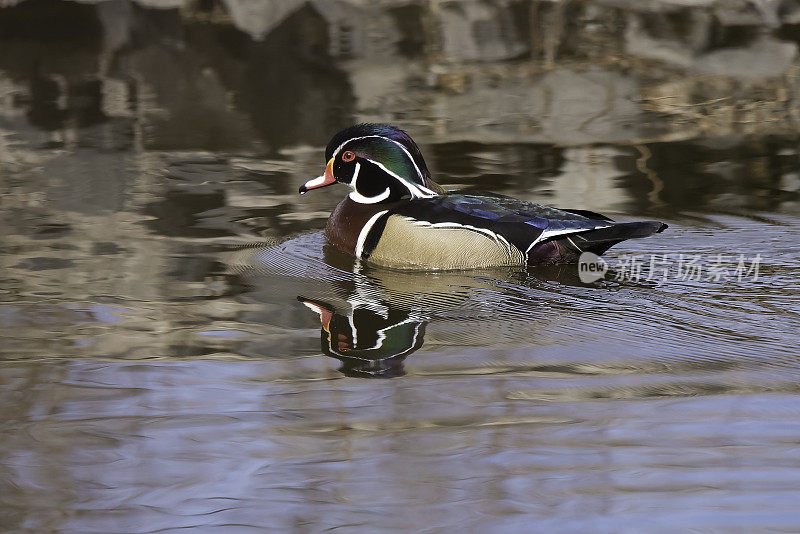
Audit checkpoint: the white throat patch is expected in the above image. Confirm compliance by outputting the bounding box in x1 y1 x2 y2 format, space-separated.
347 162 391 204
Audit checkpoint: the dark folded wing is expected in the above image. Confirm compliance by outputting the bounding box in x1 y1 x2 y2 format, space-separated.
389 193 611 255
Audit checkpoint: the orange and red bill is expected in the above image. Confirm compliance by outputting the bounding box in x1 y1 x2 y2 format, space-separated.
299 158 335 194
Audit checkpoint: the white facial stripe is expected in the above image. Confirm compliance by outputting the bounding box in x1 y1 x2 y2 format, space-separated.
355 210 389 259
365 158 436 199
303 174 327 189
414 184 438 195
332 135 426 184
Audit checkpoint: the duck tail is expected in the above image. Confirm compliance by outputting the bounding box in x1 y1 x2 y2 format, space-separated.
564 221 668 255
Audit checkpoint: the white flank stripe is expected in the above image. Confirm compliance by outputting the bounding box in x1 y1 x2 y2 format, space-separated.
405 218 523 262
355 210 389 259
525 225 611 254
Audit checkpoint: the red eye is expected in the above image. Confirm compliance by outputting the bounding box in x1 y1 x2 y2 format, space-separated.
342 151 356 162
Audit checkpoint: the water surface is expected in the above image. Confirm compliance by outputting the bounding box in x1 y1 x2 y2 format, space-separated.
2 1 800 532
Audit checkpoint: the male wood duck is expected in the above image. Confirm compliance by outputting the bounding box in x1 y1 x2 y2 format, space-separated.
300 296 425 378
299 123 667 269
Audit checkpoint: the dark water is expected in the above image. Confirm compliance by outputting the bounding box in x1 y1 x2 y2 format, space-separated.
2 1 800 532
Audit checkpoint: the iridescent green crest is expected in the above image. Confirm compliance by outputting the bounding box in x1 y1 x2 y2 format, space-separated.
342 137 424 186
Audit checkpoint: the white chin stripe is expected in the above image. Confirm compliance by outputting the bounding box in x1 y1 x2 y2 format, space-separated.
349 188 391 204
303 174 327 189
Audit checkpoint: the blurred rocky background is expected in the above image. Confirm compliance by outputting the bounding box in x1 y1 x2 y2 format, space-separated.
3 0 800 153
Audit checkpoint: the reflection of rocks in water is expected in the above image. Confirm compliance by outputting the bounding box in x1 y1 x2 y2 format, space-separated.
132 2 355 151
2 0 800 220
0 0 110 139
615 137 800 213
0 0 356 153
436 1 527 62
300 297 426 378
143 189 229 238
111 3 353 151
4 0 800 151
237 3 355 150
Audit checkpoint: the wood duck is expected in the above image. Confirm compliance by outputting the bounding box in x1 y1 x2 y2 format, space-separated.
300 296 425 378
299 123 667 270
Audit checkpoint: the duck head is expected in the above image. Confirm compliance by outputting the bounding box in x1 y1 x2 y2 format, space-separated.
300 123 445 204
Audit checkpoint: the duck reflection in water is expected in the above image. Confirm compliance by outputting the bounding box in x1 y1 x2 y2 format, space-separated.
227 236 607 379
299 295 426 378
